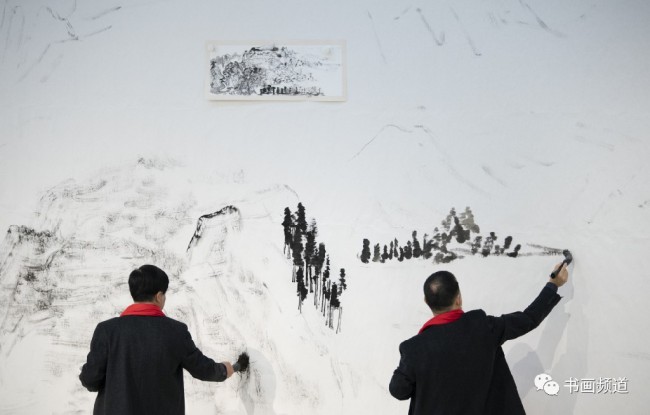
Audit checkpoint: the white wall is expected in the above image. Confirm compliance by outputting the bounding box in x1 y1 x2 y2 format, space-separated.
1 0 649 413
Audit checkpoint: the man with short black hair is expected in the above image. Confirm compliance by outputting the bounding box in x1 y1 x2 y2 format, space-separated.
389 264 569 415
80 265 234 415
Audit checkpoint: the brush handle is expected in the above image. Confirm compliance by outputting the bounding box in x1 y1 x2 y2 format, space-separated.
550 250 573 279
550 262 567 279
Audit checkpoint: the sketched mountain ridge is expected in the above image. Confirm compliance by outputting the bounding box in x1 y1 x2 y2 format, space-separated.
0 158 365 414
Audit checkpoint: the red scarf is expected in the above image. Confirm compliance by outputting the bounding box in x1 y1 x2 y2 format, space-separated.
120 303 165 317
418 309 464 334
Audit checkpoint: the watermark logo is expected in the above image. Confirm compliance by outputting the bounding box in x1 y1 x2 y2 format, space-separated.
534 374 630 396
564 377 629 394
535 373 559 396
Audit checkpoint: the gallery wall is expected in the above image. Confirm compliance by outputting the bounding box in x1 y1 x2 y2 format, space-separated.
1 0 649 413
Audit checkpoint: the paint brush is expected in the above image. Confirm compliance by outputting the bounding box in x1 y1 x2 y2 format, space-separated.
550 250 573 279
233 352 250 373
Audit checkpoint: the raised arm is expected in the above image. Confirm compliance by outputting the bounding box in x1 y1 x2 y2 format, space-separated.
488 263 568 345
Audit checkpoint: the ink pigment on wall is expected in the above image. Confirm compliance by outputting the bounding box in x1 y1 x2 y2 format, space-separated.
1 1 650 414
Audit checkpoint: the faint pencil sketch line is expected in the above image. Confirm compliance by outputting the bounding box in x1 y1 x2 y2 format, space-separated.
15 6 24 50
349 124 414 161
46 6 78 40
450 7 482 57
367 11 387 64
84 25 112 38
416 8 445 46
2 6 23 61
283 184 300 200
522 155 555 167
393 6 411 21
88 6 122 20
519 0 565 38
414 124 488 195
0 1 7 32
481 165 507 187
46 6 65 22
18 14 111 82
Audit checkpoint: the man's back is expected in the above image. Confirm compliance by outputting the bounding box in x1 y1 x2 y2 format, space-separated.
391 310 523 415
80 315 227 415
390 283 562 415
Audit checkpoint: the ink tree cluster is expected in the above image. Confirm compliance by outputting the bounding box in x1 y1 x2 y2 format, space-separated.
359 207 522 265
282 203 346 333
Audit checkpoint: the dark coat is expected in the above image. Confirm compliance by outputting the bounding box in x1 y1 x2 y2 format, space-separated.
389 285 561 415
80 315 227 415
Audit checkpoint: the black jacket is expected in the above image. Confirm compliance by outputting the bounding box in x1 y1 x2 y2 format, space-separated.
389 285 561 415
80 315 227 415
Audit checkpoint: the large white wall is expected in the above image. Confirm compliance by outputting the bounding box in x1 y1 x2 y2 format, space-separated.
1 0 649 413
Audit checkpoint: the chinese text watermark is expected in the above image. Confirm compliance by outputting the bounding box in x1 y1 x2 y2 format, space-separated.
534 373 629 396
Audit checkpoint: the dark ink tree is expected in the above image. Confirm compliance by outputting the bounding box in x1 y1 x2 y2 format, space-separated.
295 203 307 236
329 283 340 329
381 244 389 263
312 244 320 303
360 239 371 263
471 236 483 255
304 219 317 290
282 207 294 257
452 216 470 244
356 207 532 273
321 256 331 314
441 208 456 232
431 228 442 251
459 206 480 234
315 243 327 278
291 229 304 282
322 280 330 316
339 268 347 292
502 236 513 255
296 267 308 312
280 206 346 332
404 240 413 260
481 232 496 257
412 231 422 258
507 244 521 258
372 243 381 262
422 233 433 259
313 242 326 306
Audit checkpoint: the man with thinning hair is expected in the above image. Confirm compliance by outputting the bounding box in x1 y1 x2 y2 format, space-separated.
80 264 234 415
389 264 569 414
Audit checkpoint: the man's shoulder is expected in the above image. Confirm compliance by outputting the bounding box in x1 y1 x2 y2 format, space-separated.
464 309 487 318
400 310 490 349
96 315 189 332
162 316 189 331
95 316 120 330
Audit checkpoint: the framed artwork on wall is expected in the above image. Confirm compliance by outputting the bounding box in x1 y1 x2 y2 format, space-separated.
205 40 347 101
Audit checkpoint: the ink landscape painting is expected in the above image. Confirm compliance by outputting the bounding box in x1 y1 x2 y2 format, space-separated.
206 41 346 101
1 0 649 414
